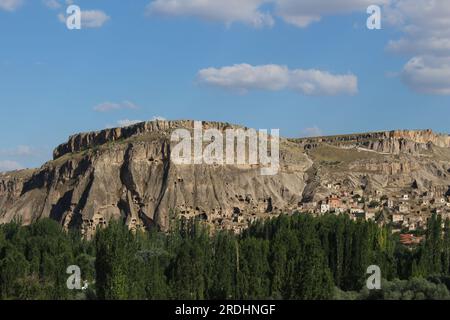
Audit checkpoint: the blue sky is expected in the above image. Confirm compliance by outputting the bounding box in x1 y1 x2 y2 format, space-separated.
1 0 449 171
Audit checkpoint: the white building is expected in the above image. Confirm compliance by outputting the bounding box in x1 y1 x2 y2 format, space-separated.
392 214 404 223
387 199 395 208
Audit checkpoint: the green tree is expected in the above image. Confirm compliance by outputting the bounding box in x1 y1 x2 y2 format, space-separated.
95 221 136 300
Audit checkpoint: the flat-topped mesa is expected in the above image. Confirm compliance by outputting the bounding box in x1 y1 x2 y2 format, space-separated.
53 120 244 160
4 121 450 237
297 129 450 154
388 129 450 147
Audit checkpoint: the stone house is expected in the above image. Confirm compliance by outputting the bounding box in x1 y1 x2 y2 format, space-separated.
350 207 365 214
399 203 409 213
328 196 342 209
365 211 376 221
392 213 404 223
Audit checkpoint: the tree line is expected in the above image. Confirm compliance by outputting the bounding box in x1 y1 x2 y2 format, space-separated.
1 213 450 300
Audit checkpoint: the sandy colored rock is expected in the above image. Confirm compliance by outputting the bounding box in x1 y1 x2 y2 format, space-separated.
1 121 450 237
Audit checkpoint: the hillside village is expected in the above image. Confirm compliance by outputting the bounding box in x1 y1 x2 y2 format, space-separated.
2 121 450 244
197 184 450 247
206 181 450 245
301 183 449 233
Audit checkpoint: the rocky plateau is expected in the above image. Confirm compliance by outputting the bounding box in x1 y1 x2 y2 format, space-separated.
1 120 450 237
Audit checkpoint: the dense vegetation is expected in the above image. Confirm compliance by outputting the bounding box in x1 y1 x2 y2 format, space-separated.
1 213 450 300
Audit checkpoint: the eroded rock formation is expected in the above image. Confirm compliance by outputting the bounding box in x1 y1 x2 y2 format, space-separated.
1 121 450 238
1 120 310 237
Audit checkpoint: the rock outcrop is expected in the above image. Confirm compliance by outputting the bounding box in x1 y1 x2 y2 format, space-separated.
1 121 450 238
1 120 310 237
297 129 450 155
53 120 245 159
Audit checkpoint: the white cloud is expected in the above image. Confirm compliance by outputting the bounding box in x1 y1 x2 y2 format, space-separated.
80 10 110 28
387 37 450 57
145 0 450 95
147 0 389 28
199 64 289 91
302 126 323 137
111 116 166 128
289 69 358 95
94 100 140 112
43 0 61 9
151 116 167 121
198 63 358 96
384 0 450 94
0 145 37 157
275 0 388 27
0 160 23 172
58 9 110 28
0 0 23 11
385 1 450 56
117 119 143 127
147 0 274 27
401 56 450 95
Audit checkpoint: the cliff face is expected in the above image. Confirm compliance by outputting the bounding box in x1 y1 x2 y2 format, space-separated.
0 170 34 220
298 129 450 154
53 120 245 159
1 121 450 237
0 120 310 237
